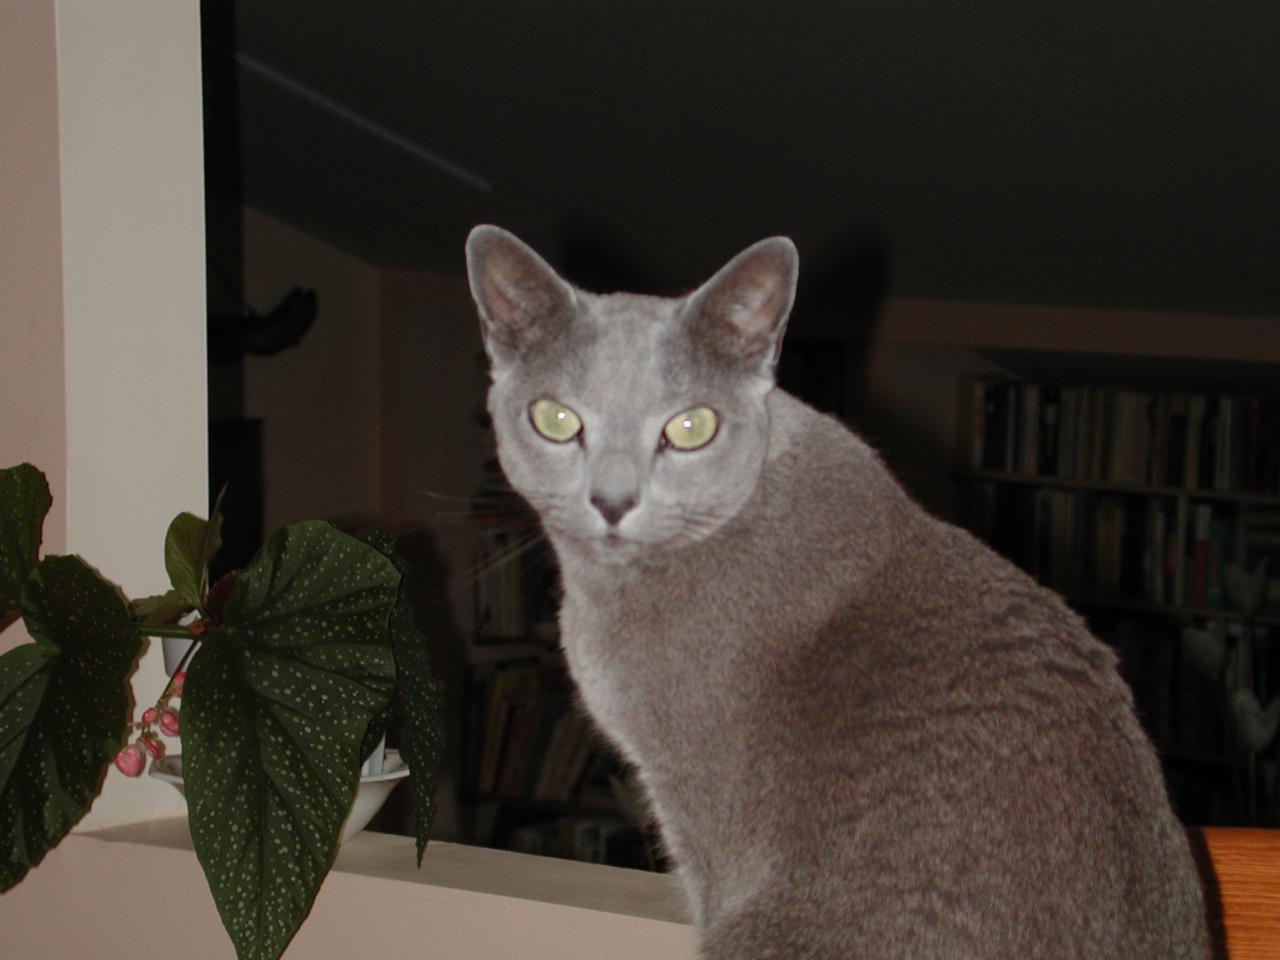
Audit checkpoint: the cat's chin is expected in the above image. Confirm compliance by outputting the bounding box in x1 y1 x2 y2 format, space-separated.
550 528 653 566
590 532 647 565
550 521 706 568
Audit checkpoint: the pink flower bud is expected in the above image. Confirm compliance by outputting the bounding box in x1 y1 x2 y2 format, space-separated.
158 708 180 737
141 707 158 725
114 744 145 778
171 671 186 695
143 737 165 760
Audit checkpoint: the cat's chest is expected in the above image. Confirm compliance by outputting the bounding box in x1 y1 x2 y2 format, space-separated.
557 567 750 763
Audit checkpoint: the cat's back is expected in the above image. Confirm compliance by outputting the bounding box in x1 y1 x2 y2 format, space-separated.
735 393 1209 958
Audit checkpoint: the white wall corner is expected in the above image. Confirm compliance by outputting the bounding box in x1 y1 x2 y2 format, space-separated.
52 0 209 827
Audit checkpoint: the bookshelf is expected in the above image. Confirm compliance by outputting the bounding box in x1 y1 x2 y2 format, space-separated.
461 436 649 868
954 376 1280 826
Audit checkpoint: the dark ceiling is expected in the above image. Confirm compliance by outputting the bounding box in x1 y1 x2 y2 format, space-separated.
206 1 1280 318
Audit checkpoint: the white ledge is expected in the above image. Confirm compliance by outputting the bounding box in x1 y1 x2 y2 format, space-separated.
0 818 697 959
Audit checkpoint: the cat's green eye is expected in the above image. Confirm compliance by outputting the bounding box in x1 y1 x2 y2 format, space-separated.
529 399 583 443
662 407 719 451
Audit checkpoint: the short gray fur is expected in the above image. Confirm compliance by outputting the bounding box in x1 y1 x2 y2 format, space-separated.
465 225 1210 959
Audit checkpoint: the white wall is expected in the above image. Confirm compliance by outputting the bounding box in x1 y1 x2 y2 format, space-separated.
0 0 207 825
0 0 67 556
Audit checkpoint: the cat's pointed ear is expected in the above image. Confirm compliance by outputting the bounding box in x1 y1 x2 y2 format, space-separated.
466 225 577 367
681 237 798 375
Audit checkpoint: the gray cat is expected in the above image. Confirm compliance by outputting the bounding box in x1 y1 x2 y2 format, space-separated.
465 225 1210 959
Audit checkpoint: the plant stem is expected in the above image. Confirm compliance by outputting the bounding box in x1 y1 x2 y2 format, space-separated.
138 625 197 639
150 634 202 708
169 639 200 680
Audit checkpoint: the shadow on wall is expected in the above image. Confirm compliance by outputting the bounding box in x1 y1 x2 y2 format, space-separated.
797 226 986 522
783 225 964 520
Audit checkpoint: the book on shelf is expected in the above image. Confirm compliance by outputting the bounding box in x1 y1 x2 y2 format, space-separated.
962 378 1280 496
1100 615 1254 811
475 660 542 794
475 529 525 640
474 528 559 643
960 380 1279 826
959 483 1280 617
1243 511 1280 609
468 660 613 807
506 815 641 865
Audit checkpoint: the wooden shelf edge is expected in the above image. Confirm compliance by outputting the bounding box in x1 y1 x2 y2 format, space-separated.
956 469 1280 507
878 299 1280 364
1065 596 1280 628
466 793 624 818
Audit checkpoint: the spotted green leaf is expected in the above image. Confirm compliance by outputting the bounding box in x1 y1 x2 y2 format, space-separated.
0 464 52 618
356 527 445 865
358 700 392 772
182 521 397 960
0 555 141 891
164 487 225 611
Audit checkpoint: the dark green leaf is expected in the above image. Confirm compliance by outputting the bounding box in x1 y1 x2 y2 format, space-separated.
129 589 193 626
0 556 142 891
354 529 396 767
356 527 445 866
182 521 397 960
387 595 445 866
0 464 52 617
163 488 225 610
359 703 392 769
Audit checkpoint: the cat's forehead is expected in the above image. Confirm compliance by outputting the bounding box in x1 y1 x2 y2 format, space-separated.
572 291 706 395
579 290 680 333
501 287 735 410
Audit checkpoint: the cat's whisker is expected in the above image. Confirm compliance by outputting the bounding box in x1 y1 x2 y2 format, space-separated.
411 485 496 504
411 485 532 527
415 527 548 608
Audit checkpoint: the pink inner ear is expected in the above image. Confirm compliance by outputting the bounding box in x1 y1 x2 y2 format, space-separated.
471 232 575 356
727 274 788 338
683 238 797 367
486 264 531 331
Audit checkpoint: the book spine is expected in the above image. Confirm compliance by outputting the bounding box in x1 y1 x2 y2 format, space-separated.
1185 395 1206 489
1023 384 1040 475
1165 395 1187 486
1040 386 1060 476
1149 395 1168 487
1057 387 1077 479
1206 517 1229 610
966 378 988 470
982 382 1007 472
1193 504 1212 608
1215 396 1232 492
1246 397 1262 492
1009 383 1023 474
1198 396 1218 490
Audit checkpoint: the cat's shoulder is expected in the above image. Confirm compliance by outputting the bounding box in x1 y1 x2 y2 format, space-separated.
764 389 895 489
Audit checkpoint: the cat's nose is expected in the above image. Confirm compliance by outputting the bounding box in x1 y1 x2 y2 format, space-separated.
590 493 637 526
590 449 640 526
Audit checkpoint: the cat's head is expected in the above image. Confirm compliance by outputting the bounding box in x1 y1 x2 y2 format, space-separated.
466 225 797 564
